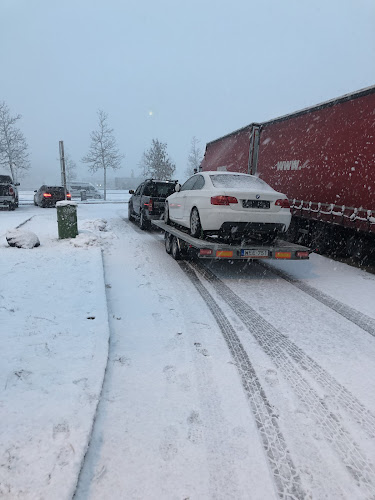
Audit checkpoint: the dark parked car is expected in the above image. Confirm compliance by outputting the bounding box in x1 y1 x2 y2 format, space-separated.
34 185 71 207
0 174 19 211
128 179 178 229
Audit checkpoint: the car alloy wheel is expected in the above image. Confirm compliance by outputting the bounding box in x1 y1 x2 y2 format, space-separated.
190 208 202 238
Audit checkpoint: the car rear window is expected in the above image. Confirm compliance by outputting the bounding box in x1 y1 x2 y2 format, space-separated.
0 175 13 183
209 174 274 191
46 186 64 193
144 183 176 197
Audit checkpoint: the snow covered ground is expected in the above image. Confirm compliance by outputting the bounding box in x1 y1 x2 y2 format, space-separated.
1 192 375 499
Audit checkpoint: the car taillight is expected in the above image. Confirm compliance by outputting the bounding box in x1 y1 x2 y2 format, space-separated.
200 248 213 256
148 198 153 212
67 193 71 199
275 199 290 208
296 251 309 259
43 193 52 198
211 196 238 205
9 186 14 196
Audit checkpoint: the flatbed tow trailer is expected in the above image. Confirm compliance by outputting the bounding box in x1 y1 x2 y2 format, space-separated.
152 220 311 261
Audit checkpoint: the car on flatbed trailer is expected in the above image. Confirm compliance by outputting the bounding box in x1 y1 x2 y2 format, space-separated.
152 220 310 261
164 171 292 243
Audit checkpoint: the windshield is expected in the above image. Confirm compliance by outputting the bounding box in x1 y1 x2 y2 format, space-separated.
209 174 274 191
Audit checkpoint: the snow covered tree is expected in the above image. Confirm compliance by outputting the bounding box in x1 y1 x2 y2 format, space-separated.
81 109 124 200
185 136 202 177
140 139 176 180
0 101 30 181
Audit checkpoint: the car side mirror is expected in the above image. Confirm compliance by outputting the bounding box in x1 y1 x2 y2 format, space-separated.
175 183 181 192
129 189 134 194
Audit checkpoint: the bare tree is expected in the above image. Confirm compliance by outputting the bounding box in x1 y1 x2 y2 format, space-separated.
185 136 202 178
0 101 30 181
64 152 78 185
140 139 176 180
81 109 124 200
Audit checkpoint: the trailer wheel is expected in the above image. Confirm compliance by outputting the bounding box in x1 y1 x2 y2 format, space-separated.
171 236 182 260
165 232 173 254
190 208 202 238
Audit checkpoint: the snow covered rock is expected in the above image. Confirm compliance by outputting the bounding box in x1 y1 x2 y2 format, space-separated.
6 229 40 248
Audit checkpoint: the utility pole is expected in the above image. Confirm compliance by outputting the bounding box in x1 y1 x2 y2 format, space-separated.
59 141 67 199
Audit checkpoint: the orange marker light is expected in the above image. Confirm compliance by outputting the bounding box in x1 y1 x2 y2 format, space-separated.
216 250 233 258
275 252 291 259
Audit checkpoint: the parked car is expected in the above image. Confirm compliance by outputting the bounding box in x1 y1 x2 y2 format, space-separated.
68 182 102 199
164 171 292 242
34 185 71 207
0 174 19 211
128 179 178 229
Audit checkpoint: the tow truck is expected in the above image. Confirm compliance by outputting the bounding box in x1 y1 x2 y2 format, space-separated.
152 220 310 261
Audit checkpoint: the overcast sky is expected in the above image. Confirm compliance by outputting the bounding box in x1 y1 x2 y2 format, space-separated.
2 0 375 186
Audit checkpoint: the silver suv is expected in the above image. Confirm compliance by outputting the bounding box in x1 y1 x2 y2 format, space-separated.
0 174 19 210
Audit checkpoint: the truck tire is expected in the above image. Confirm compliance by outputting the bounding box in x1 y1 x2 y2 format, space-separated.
128 203 135 222
140 210 150 230
190 208 202 238
165 232 173 254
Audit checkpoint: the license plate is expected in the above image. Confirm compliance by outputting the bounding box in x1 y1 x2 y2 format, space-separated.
242 200 270 209
241 249 269 258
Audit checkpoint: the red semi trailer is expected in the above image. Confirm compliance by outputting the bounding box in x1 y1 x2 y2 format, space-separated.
200 85 375 260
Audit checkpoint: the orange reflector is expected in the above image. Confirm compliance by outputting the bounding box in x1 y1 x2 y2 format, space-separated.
296 251 309 259
275 252 291 259
200 248 213 256
216 250 233 258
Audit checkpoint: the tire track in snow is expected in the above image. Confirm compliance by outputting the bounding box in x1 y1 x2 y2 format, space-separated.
198 261 375 439
179 261 305 500
150 227 375 437
190 261 375 496
259 262 375 338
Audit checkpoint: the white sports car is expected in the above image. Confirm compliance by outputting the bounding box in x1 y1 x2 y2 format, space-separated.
164 171 292 241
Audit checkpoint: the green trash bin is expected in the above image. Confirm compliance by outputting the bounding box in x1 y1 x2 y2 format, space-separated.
56 201 78 239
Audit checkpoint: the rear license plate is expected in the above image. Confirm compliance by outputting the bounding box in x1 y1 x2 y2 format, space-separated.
242 200 270 209
240 249 269 258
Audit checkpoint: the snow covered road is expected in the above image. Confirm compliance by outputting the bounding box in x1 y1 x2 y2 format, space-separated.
1 199 375 499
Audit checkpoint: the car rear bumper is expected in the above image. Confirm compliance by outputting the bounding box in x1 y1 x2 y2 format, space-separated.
146 213 164 220
0 196 16 206
219 221 287 235
199 208 291 232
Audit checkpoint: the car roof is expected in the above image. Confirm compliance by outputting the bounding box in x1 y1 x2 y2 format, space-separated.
202 170 253 176
144 179 178 183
